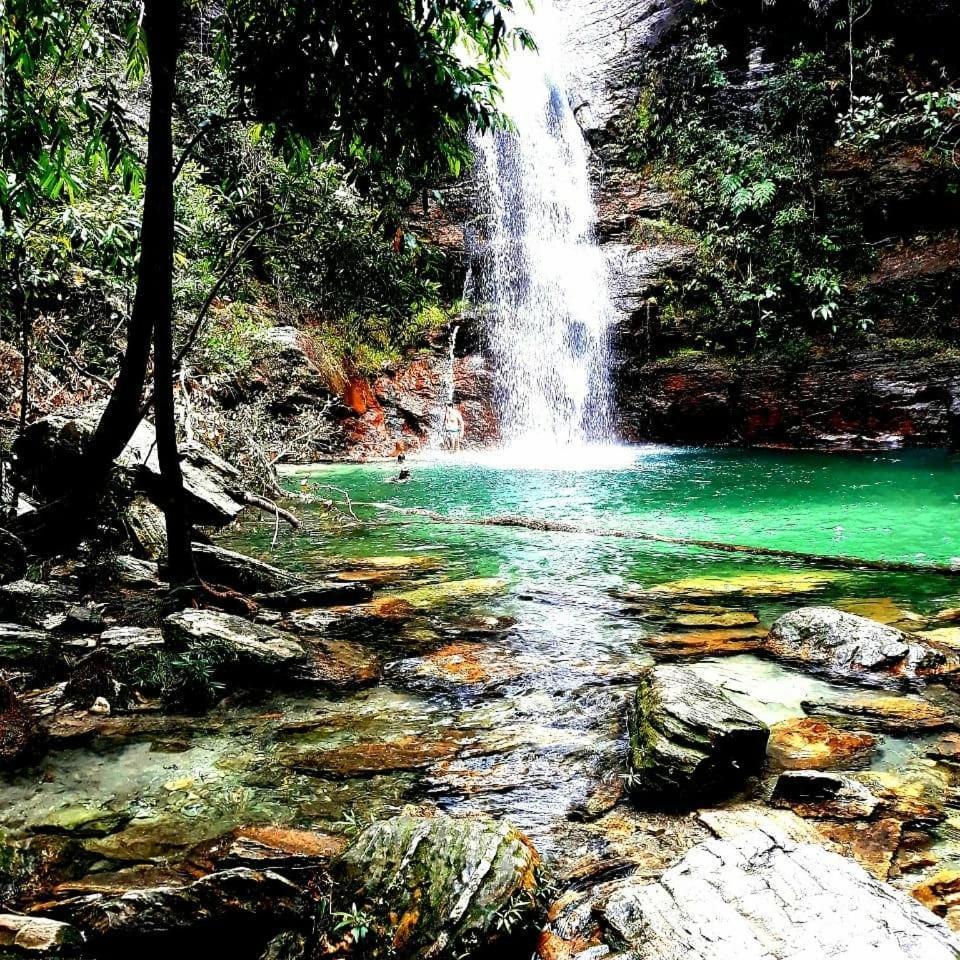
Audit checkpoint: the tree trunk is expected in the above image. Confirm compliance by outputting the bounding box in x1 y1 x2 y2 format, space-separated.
143 0 195 586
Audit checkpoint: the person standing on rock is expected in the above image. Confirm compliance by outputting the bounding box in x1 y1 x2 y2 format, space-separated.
444 405 465 453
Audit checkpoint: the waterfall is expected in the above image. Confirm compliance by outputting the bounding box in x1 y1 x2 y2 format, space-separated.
469 0 614 454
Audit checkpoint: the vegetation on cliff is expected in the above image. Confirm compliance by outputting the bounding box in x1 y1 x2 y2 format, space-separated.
624 0 960 355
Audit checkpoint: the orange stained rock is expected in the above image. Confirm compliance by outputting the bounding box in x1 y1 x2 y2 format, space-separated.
768 717 877 770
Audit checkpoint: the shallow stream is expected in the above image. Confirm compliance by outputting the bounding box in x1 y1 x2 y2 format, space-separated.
3 447 959 879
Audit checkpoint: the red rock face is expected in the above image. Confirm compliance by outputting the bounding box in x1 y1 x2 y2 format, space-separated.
618 353 960 450
336 337 498 459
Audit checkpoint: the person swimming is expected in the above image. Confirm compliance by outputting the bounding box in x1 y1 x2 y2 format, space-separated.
386 454 410 484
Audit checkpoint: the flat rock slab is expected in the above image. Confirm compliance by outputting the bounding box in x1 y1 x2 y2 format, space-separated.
255 581 373 610
597 827 960 959
628 665 769 805
802 691 956 732
163 609 307 672
0 623 54 666
766 606 959 685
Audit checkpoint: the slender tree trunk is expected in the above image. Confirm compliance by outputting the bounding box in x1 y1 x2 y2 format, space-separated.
143 0 195 586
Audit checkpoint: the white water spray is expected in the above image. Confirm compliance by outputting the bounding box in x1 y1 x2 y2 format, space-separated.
469 0 615 455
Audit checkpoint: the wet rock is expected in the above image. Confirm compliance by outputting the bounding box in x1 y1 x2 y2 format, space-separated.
282 733 469 777
123 494 167 561
767 717 876 770
913 870 960 933
627 665 769 806
299 639 381 689
29 805 127 837
371 577 508 615
340 814 542 960
673 611 760 628
801 691 955 732
771 770 881 819
927 733 960 763
48 867 305 944
595 827 960 959
387 642 527 692
254 581 373 610
644 571 840 599
211 827 346 874
192 544 305 594
921 627 960 651
857 768 949 822
766 607 958 685
163 609 307 673
835 597 927 630
0 678 42 769
0 914 81 956
645 627 766 657
815 818 905 881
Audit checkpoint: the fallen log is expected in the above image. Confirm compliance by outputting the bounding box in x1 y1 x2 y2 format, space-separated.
361 503 960 577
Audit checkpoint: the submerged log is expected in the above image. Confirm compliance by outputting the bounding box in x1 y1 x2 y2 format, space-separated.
365 503 960 577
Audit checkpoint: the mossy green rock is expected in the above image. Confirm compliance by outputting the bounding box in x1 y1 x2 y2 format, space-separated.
628 665 769 806
340 814 542 959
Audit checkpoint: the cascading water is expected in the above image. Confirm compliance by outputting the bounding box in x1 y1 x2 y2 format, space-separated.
469 0 615 454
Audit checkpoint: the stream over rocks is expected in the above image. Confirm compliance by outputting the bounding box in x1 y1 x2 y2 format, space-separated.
1 449 960 954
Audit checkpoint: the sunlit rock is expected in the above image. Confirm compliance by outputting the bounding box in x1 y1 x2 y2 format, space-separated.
0 914 81 956
163 609 307 672
592 827 960 958
645 627 766 657
836 597 927 630
767 717 876 771
766 607 959 685
387 641 529 692
801 691 955 732
913 870 960 933
644 571 841 598
339 814 542 960
627 665 769 806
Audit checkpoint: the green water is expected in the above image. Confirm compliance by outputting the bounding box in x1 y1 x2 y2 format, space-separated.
3 447 960 874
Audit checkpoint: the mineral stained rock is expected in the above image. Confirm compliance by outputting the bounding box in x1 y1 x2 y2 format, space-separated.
340 814 542 959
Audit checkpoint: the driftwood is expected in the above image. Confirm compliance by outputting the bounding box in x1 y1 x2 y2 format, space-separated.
363 502 960 577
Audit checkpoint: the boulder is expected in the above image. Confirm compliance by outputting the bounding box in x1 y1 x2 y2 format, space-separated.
627 665 769 805
766 606 958 685
0 624 55 668
98 626 164 651
163 610 307 673
192 544 305 594
13 409 246 527
339 814 542 960
0 581 73 628
593 827 960 959
0 914 81 956
210 827 346 875
47 867 304 944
